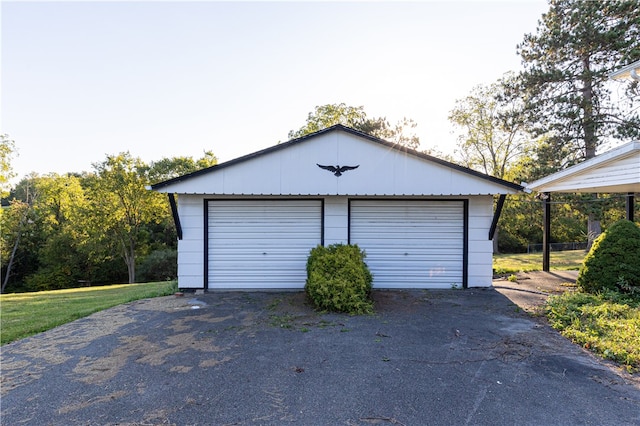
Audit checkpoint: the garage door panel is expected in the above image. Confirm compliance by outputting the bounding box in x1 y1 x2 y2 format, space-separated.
351 200 464 289
208 200 322 289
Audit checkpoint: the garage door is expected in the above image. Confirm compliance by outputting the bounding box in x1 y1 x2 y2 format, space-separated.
350 200 465 289
207 200 322 289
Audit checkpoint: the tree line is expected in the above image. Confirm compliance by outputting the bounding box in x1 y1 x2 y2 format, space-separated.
1 151 217 293
2 0 639 292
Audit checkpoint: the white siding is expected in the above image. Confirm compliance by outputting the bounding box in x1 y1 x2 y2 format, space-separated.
207 199 322 289
324 196 349 245
467 196 494 287
177 194 205 289
350 200 464 289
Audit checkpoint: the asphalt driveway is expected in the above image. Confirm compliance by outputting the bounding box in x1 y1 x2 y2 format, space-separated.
1 288 639 425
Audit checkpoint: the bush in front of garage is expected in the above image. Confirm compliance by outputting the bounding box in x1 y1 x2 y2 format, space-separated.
577 220 640 296
305 244 373 314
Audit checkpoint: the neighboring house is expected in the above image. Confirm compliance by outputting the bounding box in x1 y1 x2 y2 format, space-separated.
151 125 522 291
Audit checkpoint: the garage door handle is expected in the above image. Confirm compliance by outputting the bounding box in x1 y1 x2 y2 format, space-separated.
263 252 267 255
404 253 408 256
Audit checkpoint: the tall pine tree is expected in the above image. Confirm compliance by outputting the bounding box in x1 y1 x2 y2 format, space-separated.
517 0 640 162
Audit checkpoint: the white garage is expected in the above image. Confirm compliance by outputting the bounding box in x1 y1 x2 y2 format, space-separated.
151 125 522 290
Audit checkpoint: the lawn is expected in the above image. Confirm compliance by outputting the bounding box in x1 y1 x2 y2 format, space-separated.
493 249 586 274
0 281 177 345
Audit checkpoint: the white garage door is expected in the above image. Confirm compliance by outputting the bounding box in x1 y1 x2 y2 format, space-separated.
207 200 322 289
350 200 465 289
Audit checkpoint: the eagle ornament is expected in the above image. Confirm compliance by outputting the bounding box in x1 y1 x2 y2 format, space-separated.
316 164 359 177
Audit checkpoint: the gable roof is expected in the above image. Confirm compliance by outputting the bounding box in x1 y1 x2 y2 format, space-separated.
526 141 640 193
151 124 523 196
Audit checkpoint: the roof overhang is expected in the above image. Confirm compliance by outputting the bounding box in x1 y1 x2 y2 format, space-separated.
609 60 640 81
526 141 640 193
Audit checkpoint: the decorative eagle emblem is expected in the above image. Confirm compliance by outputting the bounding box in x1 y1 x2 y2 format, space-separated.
316 164 359 177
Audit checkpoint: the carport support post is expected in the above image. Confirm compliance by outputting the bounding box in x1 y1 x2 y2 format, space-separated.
626 193 635 221
543 192 551 272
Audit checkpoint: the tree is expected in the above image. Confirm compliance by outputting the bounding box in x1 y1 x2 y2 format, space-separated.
1 173 89 292
0 134 17 199
449 75 531 179
88 153 166 284
148 151 218 183
449 75 536 253
517 0 640 248
517 0 640 160
288 103 421 150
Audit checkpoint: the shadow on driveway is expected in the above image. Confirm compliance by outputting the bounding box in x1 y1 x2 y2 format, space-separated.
2 288 639 425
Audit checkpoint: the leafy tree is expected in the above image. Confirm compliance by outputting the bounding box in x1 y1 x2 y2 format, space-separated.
146 152 220 252
449 75 536 253
87 153 166 284
288 103 421 150
0 134 17 199
25 174 89 290
449 74 531 179
1 200 37 292
517 0 640 160
148 151 218 183
1 173 88 292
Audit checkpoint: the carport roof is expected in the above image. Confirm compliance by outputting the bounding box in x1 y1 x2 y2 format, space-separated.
525 141 640 193
608 59 640 81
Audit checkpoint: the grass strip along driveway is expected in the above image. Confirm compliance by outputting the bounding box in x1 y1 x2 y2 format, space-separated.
0 281 177 345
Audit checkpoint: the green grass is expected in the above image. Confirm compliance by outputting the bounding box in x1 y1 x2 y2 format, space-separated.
493 249 586 274
546 291 640 372
0 281 177 345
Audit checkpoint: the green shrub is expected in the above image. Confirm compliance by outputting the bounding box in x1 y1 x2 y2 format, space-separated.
577 220 640 295
137 249 178 282
24 265 79 291
305 244 373 314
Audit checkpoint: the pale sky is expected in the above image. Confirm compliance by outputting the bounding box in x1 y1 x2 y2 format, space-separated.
2 0 549 183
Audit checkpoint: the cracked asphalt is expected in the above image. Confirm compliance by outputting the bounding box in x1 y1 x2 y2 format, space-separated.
1 287 639 425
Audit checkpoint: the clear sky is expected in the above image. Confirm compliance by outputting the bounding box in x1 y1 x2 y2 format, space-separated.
2 0 549 183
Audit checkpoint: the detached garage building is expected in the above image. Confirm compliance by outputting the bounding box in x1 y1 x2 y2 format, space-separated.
151 125 522 291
